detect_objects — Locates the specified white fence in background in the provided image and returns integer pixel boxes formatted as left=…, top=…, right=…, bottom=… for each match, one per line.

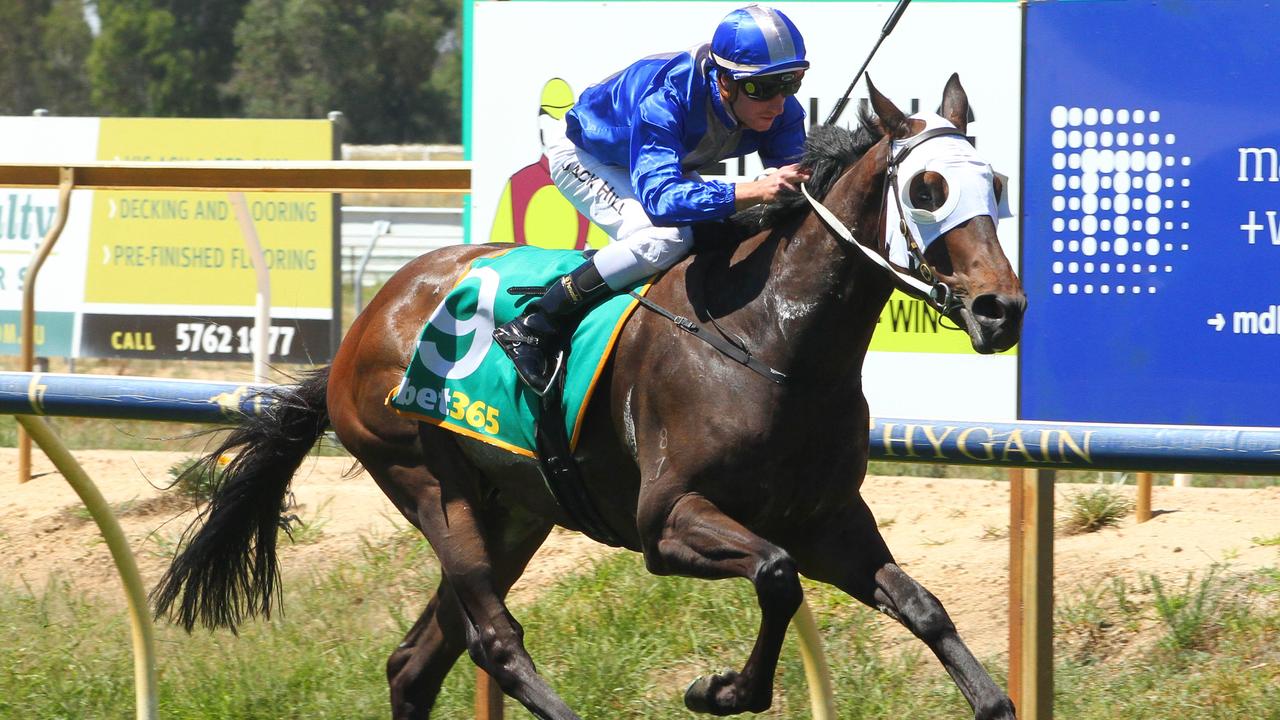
left=340, top=206, right=464, bottom=285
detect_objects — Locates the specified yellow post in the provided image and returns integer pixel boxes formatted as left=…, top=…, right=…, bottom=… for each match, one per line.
left=1135, top=472, right=1152, bottom=523
left=15, top=415, right=158, bottom=720
left=1007, top=468, right=1024, bottom=708
left=793, top=598, right=837, bottom=720
left=474, top=669, right=503, bottom=720
left=18, top=167, right=74, bottom=483
left=1020, top=469, right=1054, bottom=720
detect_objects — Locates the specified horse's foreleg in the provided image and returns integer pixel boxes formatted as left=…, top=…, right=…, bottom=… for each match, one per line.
left=641, top=492, right=802, bottom=715
left=800, top=498, right=1016, bottom=720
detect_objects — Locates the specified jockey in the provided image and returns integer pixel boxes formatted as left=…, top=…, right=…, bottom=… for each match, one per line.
left=494, top=4, right=813, bottom=395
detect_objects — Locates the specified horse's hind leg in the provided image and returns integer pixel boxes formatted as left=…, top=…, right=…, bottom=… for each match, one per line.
left=640, top=492, right=802, bottom=715
left=799, top=498, right=1016, bottom=720
left=387, top=510, right=551, bottom=719
left=387, top=579, right=465, bottom=719
left=385, top=438, right=580, bottom=720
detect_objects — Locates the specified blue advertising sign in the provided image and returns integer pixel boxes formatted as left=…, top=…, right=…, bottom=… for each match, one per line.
left=1020, top=0, right=1280, bottom=427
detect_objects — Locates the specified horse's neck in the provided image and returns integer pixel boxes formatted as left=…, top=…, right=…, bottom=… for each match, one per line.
left=756, top=169, right=891, bottom=380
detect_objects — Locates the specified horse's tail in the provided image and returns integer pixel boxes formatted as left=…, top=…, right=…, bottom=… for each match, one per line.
left=151, top=366, right=331, bottom=633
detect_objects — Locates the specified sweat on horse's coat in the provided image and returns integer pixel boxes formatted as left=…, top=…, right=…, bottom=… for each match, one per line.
left=153, top=75, right=1025, bottom=720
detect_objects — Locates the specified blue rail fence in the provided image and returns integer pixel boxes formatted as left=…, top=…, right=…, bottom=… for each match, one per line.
left=2, top=372, right=1278, bottom=475
left=0, top=372, right=269, bottom=424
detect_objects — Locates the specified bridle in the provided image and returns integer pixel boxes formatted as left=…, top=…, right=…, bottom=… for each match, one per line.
left=803, top=126, right=976, bottom=316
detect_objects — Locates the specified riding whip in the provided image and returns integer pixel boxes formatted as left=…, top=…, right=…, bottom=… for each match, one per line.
left=823, top=0, right=913, bottom=126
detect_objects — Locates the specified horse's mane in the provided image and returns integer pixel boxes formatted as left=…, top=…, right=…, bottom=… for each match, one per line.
left=693, top=107, right=883, bottom=248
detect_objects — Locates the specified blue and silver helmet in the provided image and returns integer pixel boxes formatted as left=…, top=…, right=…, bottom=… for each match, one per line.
left=710, top=5, right=809, bottom=80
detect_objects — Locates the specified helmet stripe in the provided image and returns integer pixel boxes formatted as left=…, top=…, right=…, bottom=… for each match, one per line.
left=743, top=5, right=795, bottom=66
left=709, top=51, right=766, bottom=74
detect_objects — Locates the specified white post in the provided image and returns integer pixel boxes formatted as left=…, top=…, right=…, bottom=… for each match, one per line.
left=1173, top=473, right=1193, bottom=488
left=229, top=192, right=271, bottom=383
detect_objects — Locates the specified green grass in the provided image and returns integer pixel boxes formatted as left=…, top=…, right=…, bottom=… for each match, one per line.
left=0, top=413, right=213, bottom=452
left=1253, top=533, right=1280, bottom=547
left=1061, top=485, right=1135, bottom=534
left=0, top=529, right=441, bottom=720
left=3, top=539, right=1278, bottom=719
left=1054, top=566, right=1280, bottom=720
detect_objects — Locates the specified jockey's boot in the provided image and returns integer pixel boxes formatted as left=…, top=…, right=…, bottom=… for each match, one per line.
left=494, top=258, right=613, bottom=395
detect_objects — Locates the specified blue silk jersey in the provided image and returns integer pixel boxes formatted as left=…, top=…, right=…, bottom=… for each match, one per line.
left=565, top=43, right=806, bottom=226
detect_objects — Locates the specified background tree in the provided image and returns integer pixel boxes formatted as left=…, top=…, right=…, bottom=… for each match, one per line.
left=0, top=1, right=50, bottom=115
left=228, top=0, right=462, bottom=143
left=88, top=0, right=248, bottom=116
left=37, top=0, right=94, bottom=114
left=0, top=0, right=93, bottom=115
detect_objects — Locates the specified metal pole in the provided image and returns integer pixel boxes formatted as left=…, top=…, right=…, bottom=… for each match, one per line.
left=354, top=220, right=390, bottom=315
left=1135, top=472, right=1152, bottom=523
left=1020, top=469, right=1054, bottom=720
left=19, top=167, right=73, bottom=483
left=328, top=111, right=345, bottom=354
left=16, top=414, right=158, bottom=720
left=229, top=192, right=272, bottom=383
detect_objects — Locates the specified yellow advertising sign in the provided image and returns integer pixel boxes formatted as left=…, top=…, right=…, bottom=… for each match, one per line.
left=85, top=119, right=333, bottom=308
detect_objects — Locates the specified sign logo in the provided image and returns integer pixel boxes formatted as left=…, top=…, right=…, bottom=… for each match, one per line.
left=1045, top=105, right=1193, bottom=298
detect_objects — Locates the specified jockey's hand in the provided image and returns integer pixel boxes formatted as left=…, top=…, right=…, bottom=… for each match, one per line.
left=734, top=164, right=812, bottom=209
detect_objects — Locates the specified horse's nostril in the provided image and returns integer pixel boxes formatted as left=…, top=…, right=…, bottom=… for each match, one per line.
left=971, top=293, right=1025, bottom=323
left=971, top=294, right=1005, bottom=322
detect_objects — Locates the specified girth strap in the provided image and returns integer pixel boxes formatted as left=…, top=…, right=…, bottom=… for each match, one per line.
left=534, top=372, right=626, bottom=548
left=628, top=291, right=787, bottom=385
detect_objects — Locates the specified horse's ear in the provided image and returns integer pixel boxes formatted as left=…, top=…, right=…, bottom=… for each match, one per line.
left=866, top=75, right=910, bottom=139
left=939, top=73, right=969, bottom=133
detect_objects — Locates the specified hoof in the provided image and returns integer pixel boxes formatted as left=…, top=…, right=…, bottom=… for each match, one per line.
left=976, top=696, right=1018, bottom=720
left=683, top=670, right=769, bottom=716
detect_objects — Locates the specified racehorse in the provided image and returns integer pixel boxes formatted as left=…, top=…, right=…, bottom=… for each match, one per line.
left=154, top=75, right=1024, bottom=720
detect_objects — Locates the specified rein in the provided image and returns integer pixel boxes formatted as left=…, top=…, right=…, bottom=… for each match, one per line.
left=628, top=291, right=787, bottom=384
left=802, top=127, right=967, bottom=316
left=631, top=128, right=972, bottom=384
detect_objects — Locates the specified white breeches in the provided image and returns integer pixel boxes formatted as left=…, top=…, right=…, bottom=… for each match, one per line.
left=544, top=133, right=695, bottom=290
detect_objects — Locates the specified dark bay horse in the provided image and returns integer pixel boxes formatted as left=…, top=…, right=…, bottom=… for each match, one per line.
left=154, top=75, right=1024, bottom=719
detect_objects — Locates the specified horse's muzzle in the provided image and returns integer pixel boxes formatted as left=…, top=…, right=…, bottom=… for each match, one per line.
left=964, top=292, right=1026, bottom=354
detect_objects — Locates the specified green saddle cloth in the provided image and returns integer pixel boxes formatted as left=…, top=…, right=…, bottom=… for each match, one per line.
left=388, top=245, right=648, bottom=457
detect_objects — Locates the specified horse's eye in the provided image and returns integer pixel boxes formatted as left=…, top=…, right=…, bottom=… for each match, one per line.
left=907, top=171, right=948, bottom=212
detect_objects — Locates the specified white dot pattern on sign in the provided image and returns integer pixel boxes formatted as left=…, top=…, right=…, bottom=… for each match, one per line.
left=1047, top=106, right=1190, bottom=296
